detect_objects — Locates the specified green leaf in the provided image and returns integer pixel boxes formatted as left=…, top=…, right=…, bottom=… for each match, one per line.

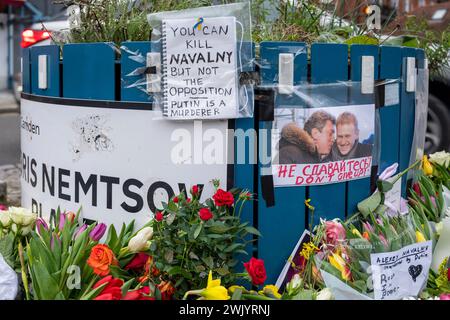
left=193, top=223, right=202, bottom=240
left=121, top=278, right=135, bottom=297
left=344, top=35, right=379, bottom=45
left=377, top=180, right=394, bottom=193
left=0, top=233, right=15, bottom=269
left=224, top=243, right=243, bottom=253
left=244, top=226, right=262, bottom=237
left=80, top=283, right=107, bottom=300
left=167, top=266, right=192, bottom=280
left=357, top=191, right=382, bottom=218
left=201, top=256, right=214, bottom=269
left=32, top=260, right=62, bottom=299
left=106, top=224, right=119, bottom=252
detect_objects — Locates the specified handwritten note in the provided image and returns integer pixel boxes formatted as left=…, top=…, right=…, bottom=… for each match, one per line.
left=370, top=241, right=432, bottom=300
left=162, top=16, right=238, bottom=119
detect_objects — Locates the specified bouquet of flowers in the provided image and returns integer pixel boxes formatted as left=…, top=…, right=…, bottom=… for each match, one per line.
left=312, top=209, right=433, bottom=300
left=148, top=181, right=258, bottom=299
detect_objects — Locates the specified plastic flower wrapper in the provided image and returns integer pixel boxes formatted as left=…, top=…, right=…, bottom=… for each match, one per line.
left=427, top=256, right=450, bottom=296
left=311, top=211, right=433, bottom=300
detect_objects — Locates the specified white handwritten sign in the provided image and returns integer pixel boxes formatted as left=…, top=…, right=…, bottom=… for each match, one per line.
left=370, top=241, right=432, bottom=300
left=162, top=16, right=238, bottom=119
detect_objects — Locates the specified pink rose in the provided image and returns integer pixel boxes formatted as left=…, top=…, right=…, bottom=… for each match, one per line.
left=325, top=221, right=346, bottom=245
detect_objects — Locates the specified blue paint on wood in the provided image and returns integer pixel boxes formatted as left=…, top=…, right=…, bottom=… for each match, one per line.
left=30, top=45, right=60, bottom=97
left=258, top=42, right=307, bottom=284
left=347, top=45, right=380, bottom=216
left=260, top=41, right=308, bottom=86
left=63, top=43, right=116, bottom=100
left=309, top=43, right=348, bottom=225
left=379, top=46, right=402, bottom=173
left=22, top=48, right=31, bottom=94
left=120, top=41, right=152, bottom=103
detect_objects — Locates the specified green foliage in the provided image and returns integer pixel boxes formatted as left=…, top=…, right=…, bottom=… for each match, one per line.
left=149, top=186, right=256, bottom=299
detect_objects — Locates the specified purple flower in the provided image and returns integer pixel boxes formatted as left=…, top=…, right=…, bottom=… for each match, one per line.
left=36, top=218, right=49, bottom=235
left=0, top=204, right=7, bottom=211
left=89, top=223, right=107, bottom=241
left=74, top=224, right=88, bottom=239
left=58, top=213, right=66, bottom=230
left=50, top=234, right=61, bottom=250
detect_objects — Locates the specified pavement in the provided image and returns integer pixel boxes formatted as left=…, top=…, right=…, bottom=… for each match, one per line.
left=0, top=90, right=19, bottom=114
left=0, top=90, right=21, bottom=206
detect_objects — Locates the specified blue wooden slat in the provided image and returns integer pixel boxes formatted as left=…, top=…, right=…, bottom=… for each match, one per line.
left=258, top=41, right=308, bottom=284
left=416, top=49, right=425, bottom=69
left=379, top=46, right=402, bottom=175
left=347, top=45, right=380, bottom=216
left=22, top=48, right=31, bottom=94
left=234, top=42, right=256, bottom=275
left=30, top=45, right=61, bottom=97
left=63, top=43, right=116, bottom=100
left=309, top=43, right=348, bottom=225
left=400, top=47, right=417, bottom=196
left=120, top=41, right=152, bottom=103
left=260, top=41, right=308, bottom=86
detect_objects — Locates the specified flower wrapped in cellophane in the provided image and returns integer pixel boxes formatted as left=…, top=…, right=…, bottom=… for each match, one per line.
left=312, top=209, right=434, bottom=300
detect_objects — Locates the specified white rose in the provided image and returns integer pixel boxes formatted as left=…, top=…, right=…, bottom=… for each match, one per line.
left=128, top=227, right=153, bottom=252
left=429, top=151, right=450, bottom=168
left=0, top=210, right=11, bottom=228
left=8, top=207, right=36, bottom=226
left=316, top=288, right=334, bottom=300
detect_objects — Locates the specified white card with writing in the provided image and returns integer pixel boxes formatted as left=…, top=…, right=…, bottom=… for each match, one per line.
left=370, top=241, right=432, bottom=300
left=162, top=16, right=239, bottom=119
left=384, top=176, right=405, bottom=214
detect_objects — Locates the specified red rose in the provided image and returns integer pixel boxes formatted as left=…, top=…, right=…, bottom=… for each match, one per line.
left=191, top=185, right=199, bottom=196
left=212, top=189, right=234, bottom=207
left=244, top=257, right=267, bottom=286
left=123, top=287, right=155, bottom=300
left=93, top=275, right=123, bottom=300
left=186, top=198, right=191, bottom=203
left=412, top=182, right=422, bottom=197
left=155, top=211, right=164, bottom=222
left=173, top=196, right=179, bottom=203
left=199, top=208, right=213, bottom=221
left=125, top=253, right=150, bottom=271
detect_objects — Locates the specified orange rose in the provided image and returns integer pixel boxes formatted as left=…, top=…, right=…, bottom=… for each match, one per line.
left=87, top=244, right=118, bottom=276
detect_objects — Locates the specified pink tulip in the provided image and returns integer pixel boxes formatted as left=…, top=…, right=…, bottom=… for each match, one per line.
left=379, top=163, right=398, bottom=181
left=89, top=223, right=107, bottom=241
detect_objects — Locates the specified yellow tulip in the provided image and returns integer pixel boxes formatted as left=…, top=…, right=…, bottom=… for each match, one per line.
left=329, top=253, right=351, bottom=281
left=416, top=231, right=426, bottom=243
left=200, top=271, right=230, bottom=300
left=422, top=156, right=433, bottom=176
left=352, top=228, right=363, bottom=238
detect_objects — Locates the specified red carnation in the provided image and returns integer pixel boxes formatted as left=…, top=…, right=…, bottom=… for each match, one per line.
left=212, top=189, right=234, bottom=207
left=155, top=211, right=164, bottom=222
left=244, top=257, right=267, bottom=286
left=199, top=208, right=213, bottom=221
left=173, top=196, right=179, bottom=203
left=191, top=185, right=199, bottom=196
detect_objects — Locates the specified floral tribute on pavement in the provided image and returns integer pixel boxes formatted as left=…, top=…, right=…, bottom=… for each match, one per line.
left=0, top=152, right=449, bottom=300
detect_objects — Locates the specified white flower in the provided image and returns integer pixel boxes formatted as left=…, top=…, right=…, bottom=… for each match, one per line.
left=429, top=151, right=450, bottom=168
left=435, top=222, right=443, bottom=236
left=128, top=227, right=153, bottom=252
left=316, top=288, right=334, bottom=300
left=0, top=210, right=11, bottom=228
left=8, top=207, right=36, bottom=226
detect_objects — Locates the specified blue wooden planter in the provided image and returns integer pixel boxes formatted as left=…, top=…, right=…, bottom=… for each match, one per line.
left=22, top=41, right=425, bottom=284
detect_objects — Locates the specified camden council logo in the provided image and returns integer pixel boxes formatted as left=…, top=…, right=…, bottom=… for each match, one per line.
left=21, top=115, right=41, bottom=139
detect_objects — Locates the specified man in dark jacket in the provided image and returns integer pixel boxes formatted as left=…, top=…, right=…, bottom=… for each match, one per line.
left=277, top=110, right=336, bottom=164
left=331, top=112, right=373, bottom=161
